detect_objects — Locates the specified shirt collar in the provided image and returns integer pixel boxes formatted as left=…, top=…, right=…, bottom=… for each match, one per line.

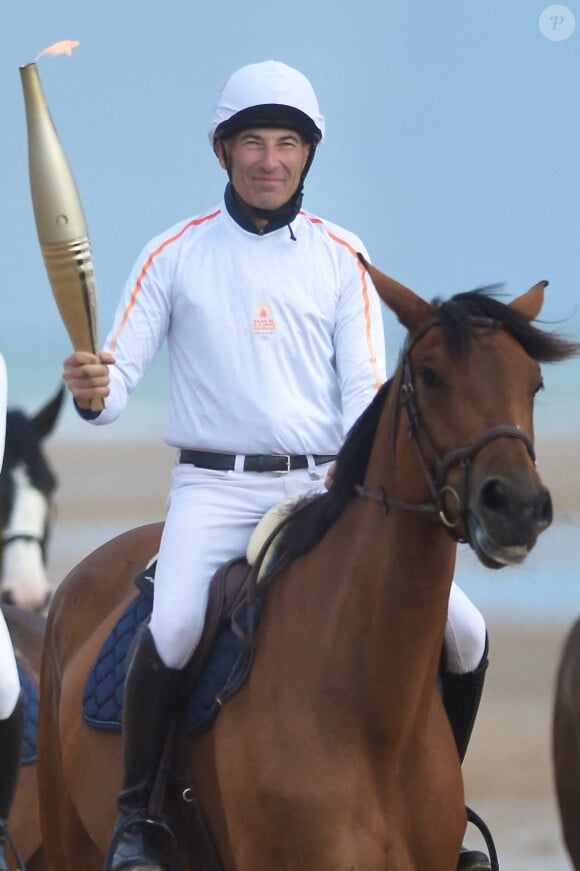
left=224, top=182, right=302, bottom=236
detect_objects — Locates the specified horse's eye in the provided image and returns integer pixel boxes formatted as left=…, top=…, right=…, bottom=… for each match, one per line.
left=417, top=366, right=443, bottom=388
left=533, top=379, right=544, bottom=397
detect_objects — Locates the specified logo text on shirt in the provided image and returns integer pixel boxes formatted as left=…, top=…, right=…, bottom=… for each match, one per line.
left=252, top=302, right=276, bottom=335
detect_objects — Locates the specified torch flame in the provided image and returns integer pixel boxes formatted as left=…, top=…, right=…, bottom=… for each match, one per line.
left=35, top=40, right=80, bottom=61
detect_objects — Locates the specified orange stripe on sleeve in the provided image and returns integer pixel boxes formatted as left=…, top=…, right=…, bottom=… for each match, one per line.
left=110, top=210, right=221, bottom=352
left=303, top=214, right=383, bottom=391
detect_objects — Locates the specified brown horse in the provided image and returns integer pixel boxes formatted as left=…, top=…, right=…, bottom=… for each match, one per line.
left=38, top=262, right=578, bottom=870
left=553, top=617, right=580, bottom=868
left=2, top=603, right=46, bottom=870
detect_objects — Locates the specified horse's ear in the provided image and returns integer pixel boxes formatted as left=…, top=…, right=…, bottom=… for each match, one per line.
left=358, top=255, right=435, bottom=332
left=509, top=280, right=548, bottom=321
left=33, top=384, right=66, bottom=438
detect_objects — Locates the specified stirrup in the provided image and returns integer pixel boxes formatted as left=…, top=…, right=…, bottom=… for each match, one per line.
left=464, top=806, right=498, bottom=870
left=103, top=812, right=180, bottom=871
left=458, top=845, right=492, bottom=870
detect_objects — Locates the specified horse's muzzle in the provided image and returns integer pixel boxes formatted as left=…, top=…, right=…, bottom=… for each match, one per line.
left=467, top=475, right=553, bottom=569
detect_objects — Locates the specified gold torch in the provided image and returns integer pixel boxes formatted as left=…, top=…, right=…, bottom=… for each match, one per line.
left=20, top=57, right=104, bottom=411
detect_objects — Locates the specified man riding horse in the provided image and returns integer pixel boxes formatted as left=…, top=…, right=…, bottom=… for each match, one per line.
left=63, top=60, right=491, bottom=870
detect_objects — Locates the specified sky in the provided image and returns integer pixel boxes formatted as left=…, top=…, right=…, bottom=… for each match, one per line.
left=1, top=0, right=579, bottom=437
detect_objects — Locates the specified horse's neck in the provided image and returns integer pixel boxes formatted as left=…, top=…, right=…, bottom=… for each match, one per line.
left=358, top=400, right=457, bottom=656
left=335, top=503, right=455, bottom=670
left=264, top=497, right=456, bottom=748
left=258, top=400, right=458, bottom=736
left=311, top=404, right=457, bottom=729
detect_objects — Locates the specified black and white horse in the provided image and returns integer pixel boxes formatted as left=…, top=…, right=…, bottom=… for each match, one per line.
left=0, top=386, right=64, bottom=611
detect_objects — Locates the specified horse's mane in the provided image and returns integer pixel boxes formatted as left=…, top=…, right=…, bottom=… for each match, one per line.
left=271, top=380, right=390, bottom=566
left=275, top=287, right=579, bottom=564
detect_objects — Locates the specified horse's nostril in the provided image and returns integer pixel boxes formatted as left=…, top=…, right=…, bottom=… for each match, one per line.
left=480, top=479, right=508, bottom=513
left=480, top=478, right=553, bottom=530
left=540, top=488, right=553, bottom=528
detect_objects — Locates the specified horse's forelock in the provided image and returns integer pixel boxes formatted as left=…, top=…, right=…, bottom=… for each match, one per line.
left=435, top=289, right=580, bottom=363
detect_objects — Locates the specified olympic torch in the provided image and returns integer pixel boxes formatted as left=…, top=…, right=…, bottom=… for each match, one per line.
left=20, top=54, right=104, bottom=411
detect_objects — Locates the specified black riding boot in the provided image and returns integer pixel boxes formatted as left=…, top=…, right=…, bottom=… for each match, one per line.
left=441, top=643, right=492, bottom=871
left=0, top=693, right=24, bottom=871
left=105, top=624, right=183, bottom=871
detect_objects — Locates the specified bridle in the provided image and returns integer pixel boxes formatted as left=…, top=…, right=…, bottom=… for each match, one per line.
left=0, top=530, right=49, bottom=563
left=356, top=316, right=535, bottom=543
left=0, top=467, right=52, bottom=566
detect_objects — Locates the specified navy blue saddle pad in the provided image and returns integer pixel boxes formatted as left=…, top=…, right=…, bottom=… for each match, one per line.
left=17, top=663, right=38, bottom=765
left=82, top=578, right=262, bottom=736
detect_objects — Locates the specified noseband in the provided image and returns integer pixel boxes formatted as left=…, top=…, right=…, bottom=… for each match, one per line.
left=0, top=468, right=52, bottom=566
left=0, top=531, right=49, bottom=563
left=356, top=317, right=535, bottom=543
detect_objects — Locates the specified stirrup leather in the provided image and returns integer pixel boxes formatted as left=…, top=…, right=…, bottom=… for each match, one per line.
left=463, top=806, right=498, bottom=871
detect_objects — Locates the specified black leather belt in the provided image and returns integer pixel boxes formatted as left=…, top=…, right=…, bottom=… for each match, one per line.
left=179, top=450, right=336, bottom=473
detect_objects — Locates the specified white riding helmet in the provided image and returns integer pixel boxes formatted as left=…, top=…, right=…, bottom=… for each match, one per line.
left=209, top=60, right=325, bottom=146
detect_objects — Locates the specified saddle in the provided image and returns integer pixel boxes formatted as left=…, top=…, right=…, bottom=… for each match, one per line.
left=82, top=555, right=264, bottom=734
left=82, top=497, right=299, bottom=734
left=17, top=663, right=38, bottom=765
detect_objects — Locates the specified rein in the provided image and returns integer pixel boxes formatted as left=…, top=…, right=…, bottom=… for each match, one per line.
left=356, top=317, right=535, bottom=544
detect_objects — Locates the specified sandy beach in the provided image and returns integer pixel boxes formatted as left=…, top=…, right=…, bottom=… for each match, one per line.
left=42, top=433, right=580, bottom=870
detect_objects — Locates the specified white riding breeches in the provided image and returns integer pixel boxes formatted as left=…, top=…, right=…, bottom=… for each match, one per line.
left=149, top=461, right=331, bottom=669
left=0, top=610, right=21, bottom=720
left=149, top=460, right=487, bottom=673
left=445, top=582, right=487, bottom=673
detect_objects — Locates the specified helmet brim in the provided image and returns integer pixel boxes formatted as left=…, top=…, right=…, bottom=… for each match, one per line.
left=213, top=103, right=322, bottom=144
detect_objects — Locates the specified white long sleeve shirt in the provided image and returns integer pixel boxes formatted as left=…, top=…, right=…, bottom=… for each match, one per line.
left=91, top=201, right=386, bottom=455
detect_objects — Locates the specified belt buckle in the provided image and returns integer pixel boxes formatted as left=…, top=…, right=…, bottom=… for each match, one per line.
left=273, top=453, right=291, bottom=474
